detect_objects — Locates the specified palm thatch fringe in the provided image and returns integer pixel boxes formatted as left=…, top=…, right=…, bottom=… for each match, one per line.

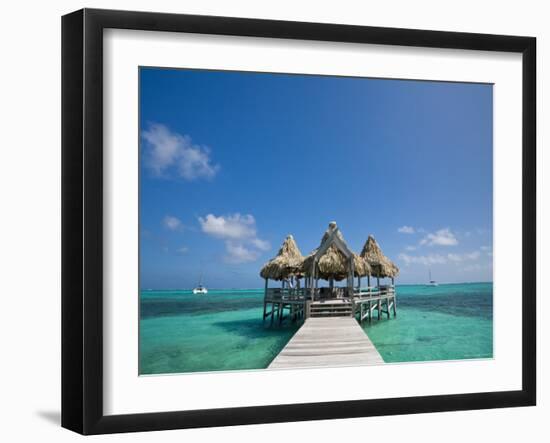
left=360, top=235, right=399, bottom=278
left=260, top=235, right=304, bottom=281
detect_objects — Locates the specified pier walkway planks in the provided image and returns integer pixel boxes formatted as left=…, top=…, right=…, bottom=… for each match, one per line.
left=268, top=317, right=384, bottom=369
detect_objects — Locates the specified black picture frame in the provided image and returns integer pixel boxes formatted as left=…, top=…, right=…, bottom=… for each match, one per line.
left=62, top=8, right=536, bottom=435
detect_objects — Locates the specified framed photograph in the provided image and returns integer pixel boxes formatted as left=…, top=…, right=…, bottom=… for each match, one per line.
left=62, top=8, right=536, bottom=435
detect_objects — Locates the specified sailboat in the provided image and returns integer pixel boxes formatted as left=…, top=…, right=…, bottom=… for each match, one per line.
left=193, top=272, right=208, bottom=295
left=428, top=269, right=438, bottom=287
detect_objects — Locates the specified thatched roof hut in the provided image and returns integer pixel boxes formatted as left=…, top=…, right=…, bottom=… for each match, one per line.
left=260, top=235, right=304, bottom=281
left=300, top=222, right=371, bottom=281
left=301, top=248, right=370, bottom=281
left=360, top=235, right=399, bottom=279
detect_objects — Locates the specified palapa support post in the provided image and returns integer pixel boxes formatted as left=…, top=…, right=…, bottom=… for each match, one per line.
left=311, top=262, right=317, bottom=302
left=263, top=278, right=268, bottom=321
left=369, top=300, right=373, bottom=324
left=348, top=257, right=355, bottom=300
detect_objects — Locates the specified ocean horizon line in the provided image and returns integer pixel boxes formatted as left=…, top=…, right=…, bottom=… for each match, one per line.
left=141, top=281, right=494, bottom=292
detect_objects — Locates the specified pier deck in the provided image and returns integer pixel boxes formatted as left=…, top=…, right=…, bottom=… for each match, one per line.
left=268, top=317, right=384, bottom=369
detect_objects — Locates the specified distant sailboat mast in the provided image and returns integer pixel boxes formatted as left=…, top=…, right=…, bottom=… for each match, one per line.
left=193, top=270, right=208, bottom=294
left=428, top=269, right=438, bottom=286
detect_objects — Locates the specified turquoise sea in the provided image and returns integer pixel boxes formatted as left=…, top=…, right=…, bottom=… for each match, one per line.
left=139, top=283, right=493, bottom=375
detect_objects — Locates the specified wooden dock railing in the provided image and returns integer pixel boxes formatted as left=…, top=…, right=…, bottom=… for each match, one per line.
left=353, top=286, right=397, bottom=323
left=263, top=285, right=397, bottom=324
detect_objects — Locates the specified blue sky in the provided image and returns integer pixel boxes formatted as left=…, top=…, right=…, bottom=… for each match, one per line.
left=139, top=67, right=493, bottom=289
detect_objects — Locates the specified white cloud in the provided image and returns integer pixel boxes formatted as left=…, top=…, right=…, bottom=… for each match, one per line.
left=199, top=213, right=256, bottom=240
left=399, top=250, right=482, bottom=266
left=398, top=226, right=415, bottom=234
left=419, top=228, right=458, bottom=246
left=464, top=251, right=481, bottom=260
left=199, top=213, right=270, bottom=264
left=461, top=262, right=493, bottom=272
left=251, top=238, right=271, bottom=251
left=176, top=246, right=189, bottom=255
left=398, top=253, right=447, bottom=266
left=163, top=215, right=183, bottom=231
left=142, top=123, right=219, bottom=180
left=405, top=245, right=417, bottom=251
left=224, top=242, right=259, bottom=264
left=447, top=253, right=462, bottom=262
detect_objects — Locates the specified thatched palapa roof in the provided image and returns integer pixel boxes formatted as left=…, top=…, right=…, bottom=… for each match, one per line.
left=300, top=222, right=371, bottom=281
left=260, top=235, right=304, bottom=281
left=360, top=235, right=399, bottom=278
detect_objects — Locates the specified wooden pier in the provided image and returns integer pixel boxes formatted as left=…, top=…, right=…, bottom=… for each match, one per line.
left=268, top=317, right=383, bottom=369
